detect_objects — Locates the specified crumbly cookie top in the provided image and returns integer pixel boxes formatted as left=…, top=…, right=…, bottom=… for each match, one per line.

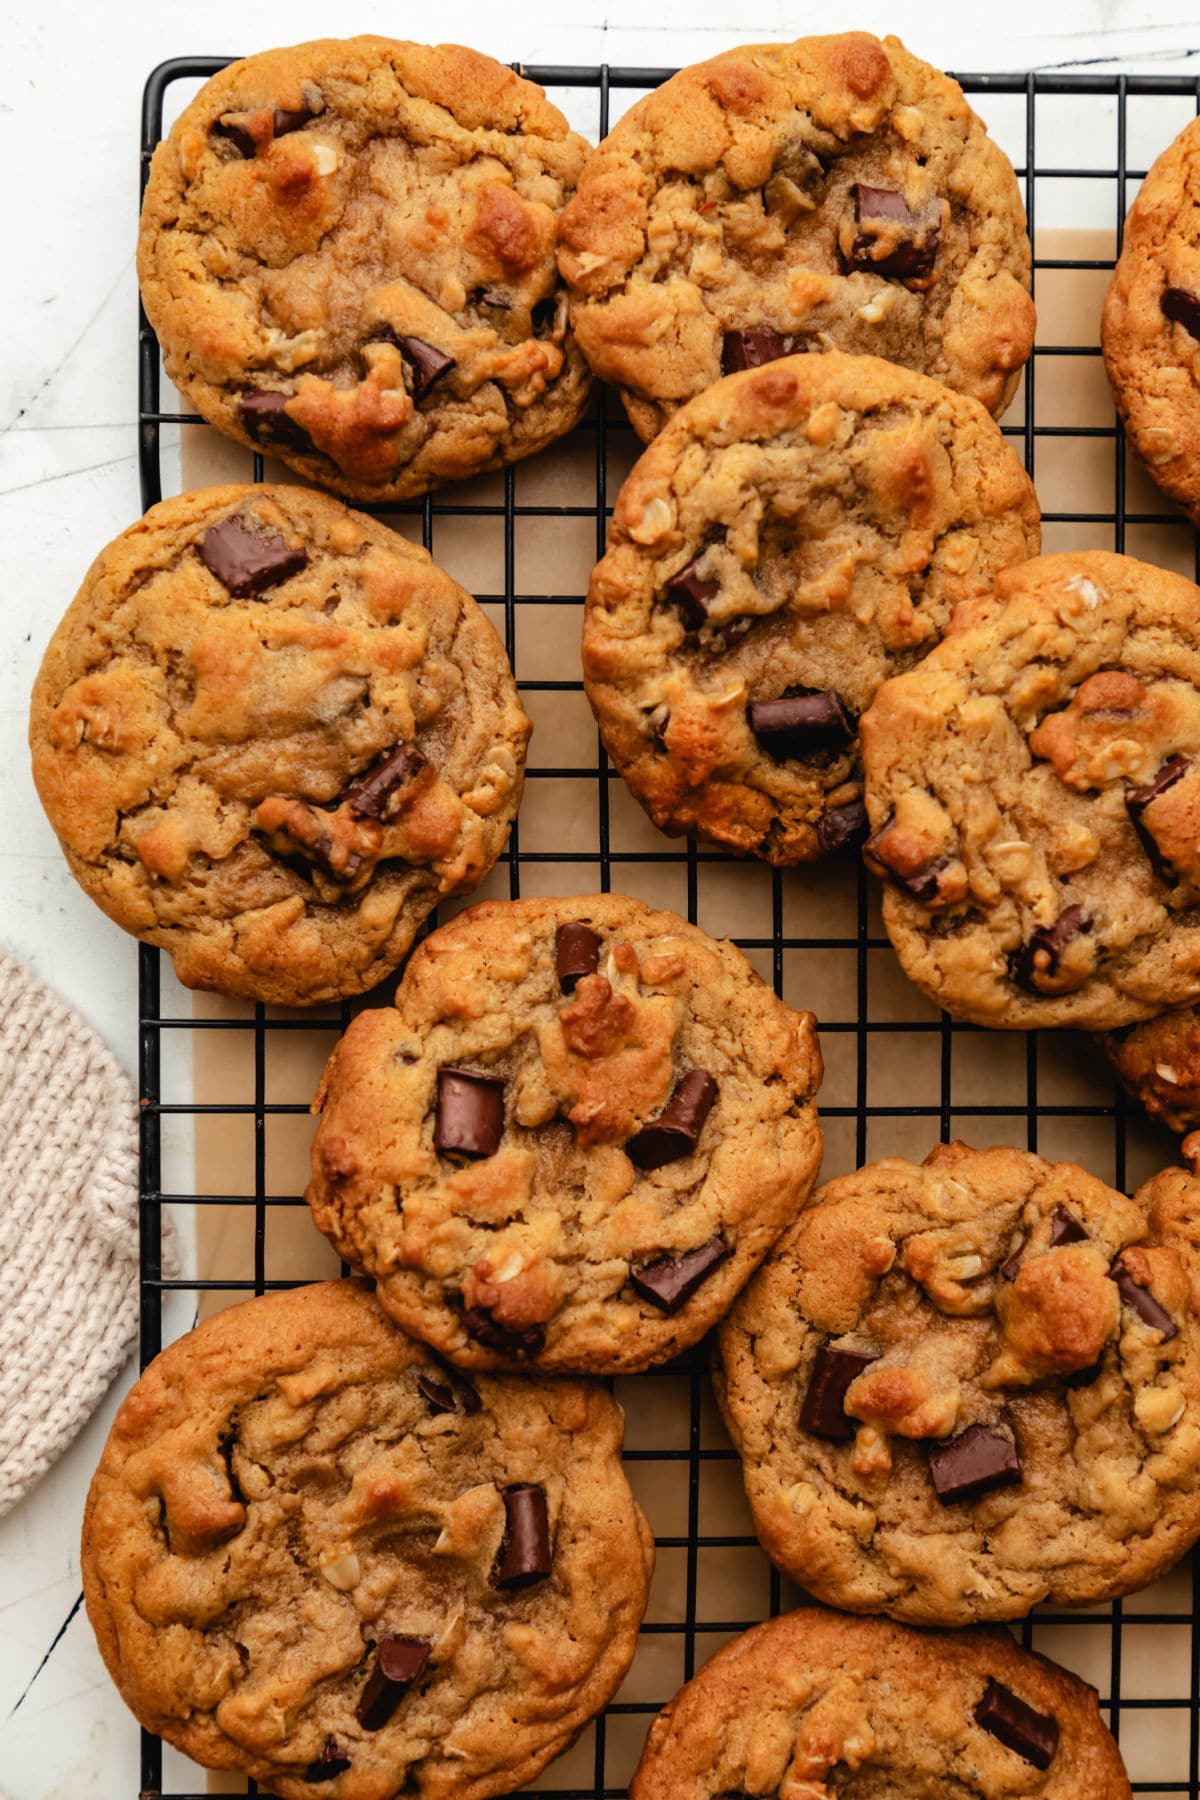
left=860, top=550, right=1200, bottom=1028
left=717, top=1142, right=1200, bottom=1624
left=138, top=37, right=591, bottom=500
left=583, top=352, right=1039, bottom=865
left=82, top=1281, right=652, bottom=1800
left=307, top=894, right=822, bottom=1372
left=629, top=1608, right=1130, bottom=1799
left=29, top=485, right=529, bottom=1006
left=559, top=31, right=1034, bottom=439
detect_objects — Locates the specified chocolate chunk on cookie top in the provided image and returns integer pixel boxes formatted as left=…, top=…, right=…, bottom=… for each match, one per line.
left=583, top=351, right=1039, bottom=865
left=81, top=1281, right=652, bottom=1800
left=558, top=32, right=1034, bottom=441
left=307, top=894, right=823, bottom=1373
left=137, top=37, right=592, bottom=502
left=860, top=551, right=1200, bottom=1029
left=717, top=1142, right=1200, bottom=1625
left=29, top=485, right=529, bottom=1007
left=628, top=1609, right=1130, bottom=1800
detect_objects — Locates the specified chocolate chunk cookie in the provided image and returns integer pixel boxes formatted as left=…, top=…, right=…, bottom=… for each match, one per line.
left=582, top=351, right=1039, bottom=864
left=138, top=37, right=591, bottom=501
left=81, top=1280, right=652, bottom=1799
left=716, top=1143, right=1200, bottom=1625
left=306, top=894, right=823, bottom=1372
left=630, top=1607, right=1130, bottom=1799
left=1104, top=114, right=1200, bottom=523
left=29, top=486, right=529, bottom=1006
left=558, top=31, right=1035, bottom=441
left=1099, top=1010, right=1200, bottom=1135
left=861, top=551, right=1200, bottom=1028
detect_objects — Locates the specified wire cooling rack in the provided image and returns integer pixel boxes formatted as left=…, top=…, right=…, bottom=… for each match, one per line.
left=135, top=55, right=1200, bottom=1799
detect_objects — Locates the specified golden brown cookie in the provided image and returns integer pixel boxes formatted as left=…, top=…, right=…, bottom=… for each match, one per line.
left=29, top=485, right=529, bottom=1006
left=559, top=31, right=1034, bottom=441
left=860, top=551, right=1200, bottom=1029
left=582, top=351, right=1039, bottom=865
left=82, top=1280, right=653, bottom=1800
left=306, top=893, right=823, bottom=1372
left=138, top=38, right=591, bottom=501
left=1100, top=1009, right=1200, bottom=1136
left=629, top=1607, right=1130, bottom=1799
left=716, top=1142, right=1200, bottom=1625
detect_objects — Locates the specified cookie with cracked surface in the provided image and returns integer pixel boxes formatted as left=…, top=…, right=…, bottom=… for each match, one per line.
left=582, top=351, right=1039, bottom=865
left=629, top=1607, right=1130, bottom=1799
left=137, top=37, right=591, bottom=502
left=306, top=893, right=823, bottom=1372
left=558, top=31, right=1034, bottom=442
left=860, top=551, right=1200, bottom=1029
left=1099, top=1011, right=1200, bottom=1136
left=29, top=485, right=529, bottom=1007
left=81, top=1279, right=653, bottom=1800
left=716, top=1142, right=1200, bottom=1626
left=1103, top=114, right=1200, bottom=524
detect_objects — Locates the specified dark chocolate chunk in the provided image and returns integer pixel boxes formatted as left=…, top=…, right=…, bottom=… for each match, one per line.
left=394, top=335, right=456, bottom=401
left=1127, top=756, right=1190, bottom=879
left=975, top=1679, right=1060, bottom=1771
left=463, top=1307, right=546, bottom=1358
left=721, top=327, right=789, bottom=374
left=1049, top=1203, right=1088, bottom=1247
left=213, top=115, right=257, bottom=158
left=665, top=555, right=720, bottom=628
left=927, top=1424, right=1022, bottom=1504
left=848, top=185, right=942, bottom=279
left=749, top=688, right=855, bottom=759
left=625, top=1070, right=718, bottom=1170
left=494, top=1483, right=552, bottom=1589
left=800, top=1345, right=879, bottom=1441
left=1008, top=904, right=1091, bottom=995
left=629, top=1234, right=729, bottom=1313
left=817, top=798, right=869, bottom=856
left=1163, top=286, right=1200, bottom=341
left=434, top=1068, right=505, bottom=1159
left=1110, top=1256, right=1178, bottom=1340
left=355, top=1636, right=430, bottom=1730
left=417, top=1370, right=482, bottom=1417
left=343, top=742, right=428, bottom=819
left=239, top=387, right=315, bottom=453
left=305, top=1739, right=352, bottom=1781
left=273, top=98, right=321, bottom=136
left=999, top=1249, right=1023, bottom=1283
left=555, top=921, right=601, bottom=994
left=198, top=513, right=308, bottom=598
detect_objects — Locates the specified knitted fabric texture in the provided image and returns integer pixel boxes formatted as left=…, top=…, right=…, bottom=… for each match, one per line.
left=0, top=953, right=163, bottom=1516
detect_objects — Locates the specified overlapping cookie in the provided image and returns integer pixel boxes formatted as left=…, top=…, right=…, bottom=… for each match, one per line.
left=29, top=485, right=528, bottom=1006
left=82, top=1280, right=652, bottom=1799
left=717, top=1142, right=1200, bottom=1625
left=1100, top=1011, right=1200, bottom=1136
left=139, top=38, right=591, bottom=500
left=559, top=31, right=1035, bottom=439
left=306, top=894, right=823, bottom=1371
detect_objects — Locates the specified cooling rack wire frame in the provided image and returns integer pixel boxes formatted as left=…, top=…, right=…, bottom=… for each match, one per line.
left=135, top=56, right=1200, bottom=1798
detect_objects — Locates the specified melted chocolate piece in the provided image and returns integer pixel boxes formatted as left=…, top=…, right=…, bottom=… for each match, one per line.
left=273, top=98, right=321, bottom=136
left=356, top=1636, right=430, bottom=1730
left=800, top=1345, right=879, bottom=1441
left=306, top=1739, right=352, bottom=1781
left=975, top=1679, right=1060, bottom=1771
left=848, top=185, right=942, bottom=279
left=494, top=1484, right=552, bottom=1589
left=1163, top=286, right=1200, bottom=341
left=721, top=327, right=790, bottom=374
left=1049, top=1203, right=1088, bottom=1247
left=626, top=1070, right=718, bottom=1170
left=817, top=797, right=869, bottom=856
left=1110, top=1257, right=1178, bottom=1340
left=1127, top=756, right=1190, bottom=879
left=417, top=1370, right=482, bottom=1416
left=434, top=1068, right=505, bottom=1159
left=198, top=513, right=308, bottom=597
left=665, top=555, right=720, bottom=628
left=239, top=387, right=315, bottom=453
left=555, top=921, right=601, bottom=993
left=927, top=1424, right=1021, bottom=1504
left=397, top=336, right=456, bottom=401
left=749, top=688, right=855, bottom=759
left=213, top=115, right=257, bottom=158
left=1008, top=904, right=1091, bottom=995
left=999, top=1249, right=1023, bottom=1282
left=463, top=1307, right=546, bottom=1358
left=343, top=742, right=428, bottom=819
left=630, top=1235, right=729, bottom=1313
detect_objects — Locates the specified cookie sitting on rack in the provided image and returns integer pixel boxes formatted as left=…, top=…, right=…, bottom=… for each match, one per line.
left=138, top=37, right=591, bottom=501
left=1099, top=1011, right=1200, bottom=1136
left=716, top=1141, right=1200, bottom=1626
left=29, top=485, right=529, bottom=1007
left=305, top=893, right=823, bottom=1373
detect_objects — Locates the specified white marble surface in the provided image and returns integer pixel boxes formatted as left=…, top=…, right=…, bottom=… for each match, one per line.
left=2, top=3, right=1199, bottom=1795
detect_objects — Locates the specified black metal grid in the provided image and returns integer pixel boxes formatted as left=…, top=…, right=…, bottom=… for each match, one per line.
left=134, top=56, right=1200, bottom=1799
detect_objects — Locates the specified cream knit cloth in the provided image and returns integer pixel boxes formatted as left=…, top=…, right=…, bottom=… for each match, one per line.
left=0, top=952, right=164, bottom=1516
